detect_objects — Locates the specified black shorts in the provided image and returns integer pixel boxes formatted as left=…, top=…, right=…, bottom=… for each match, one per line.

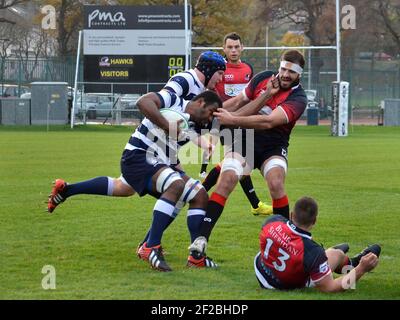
left=230, top=132, right=288, bottom=170
left=254, top=145, right=288, bottom=170
left=253, top=132, right=288, bottom=170
left=219, top=129, right=288, bottom=171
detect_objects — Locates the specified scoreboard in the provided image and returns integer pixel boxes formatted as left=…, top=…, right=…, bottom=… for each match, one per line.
left=83, top=5, right=189, bottom=86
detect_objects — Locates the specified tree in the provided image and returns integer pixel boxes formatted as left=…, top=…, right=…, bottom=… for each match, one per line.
left=190, top=0, right=251, bottom=46
left=14, top=26, right=51, bottom=81
left=281, top=31, right=306, bottom=47
left=258, top=0, right=337, bottom=84
left=0, top=22, right=15, bottom=89
left=119, top=0, right=260, bottom=48
left=337, top=0, right=400, bottom=60
left=0, top=0, right=29, bottom=24
left=374, top=0, right=400, bottom=52
left=35, top=0, right=87, bottom=57
left=0, top=22, right=14, bottom=57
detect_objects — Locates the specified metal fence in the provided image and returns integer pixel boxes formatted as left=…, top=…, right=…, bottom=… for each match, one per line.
left=0, top=57, right=77, bottom=90
left=1, top=54, right=399, bottom=124
left=192, top=50, right=400, bottom=110
left=72, top=82, right=164, bottom=126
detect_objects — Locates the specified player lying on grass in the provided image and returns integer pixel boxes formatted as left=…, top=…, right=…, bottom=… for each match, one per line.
left=47, top=90, right=222, bottom=271
left=254, top=196, right=381, bottom=292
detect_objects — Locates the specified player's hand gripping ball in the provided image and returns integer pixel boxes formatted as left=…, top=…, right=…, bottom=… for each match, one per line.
left=159, top=109, right=190, bottom=141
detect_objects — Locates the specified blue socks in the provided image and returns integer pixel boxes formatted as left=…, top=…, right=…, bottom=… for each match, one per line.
left=146, top=198, right=177, bottom=247
left=187, top=208, right=206, bottom=242
left=64, top=176, right=114, bottom=198
left=143, top=207, right=206, bottom=245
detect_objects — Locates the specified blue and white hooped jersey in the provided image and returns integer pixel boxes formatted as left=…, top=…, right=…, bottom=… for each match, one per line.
left=163, top=69, right=205, bottom=101
left=124, top=90, right=194, bottom=166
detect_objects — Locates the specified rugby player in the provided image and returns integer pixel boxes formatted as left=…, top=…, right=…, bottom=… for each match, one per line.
left=190, top=50, right=308, bottom=264
left=47, top=90, right=222, bottom=271
left=255, top=196, right=381, bottom=292
left=136, top=50, right=226, bottom=251
left=201, top=32, right=273, bottom=216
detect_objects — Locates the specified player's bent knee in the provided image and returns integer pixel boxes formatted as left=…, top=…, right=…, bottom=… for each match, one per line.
left=114, top=177, right=135, bottom=196
left=268, top=178, right=285, bottom=194
left=263, top=158, right=287, bottom=179
left=325, top=248, right=346, bottom=270
left=189, top=188, right=208, bottom=207
left=221, top=157, right=244, bottom=179
left=179, top=178, right=205, bottom=205
left=218, top=171, right=239, bottom=191
left=155, top=167, right=182, bottom=194
left=326, top=248, right=346, bottom=259
left=167, top=179, right=185, bottom=196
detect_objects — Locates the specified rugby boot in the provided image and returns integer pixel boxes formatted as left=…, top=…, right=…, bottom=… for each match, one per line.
left=199, top=171, right=208, bottom=179
left=136, top=241, right=166, bottom=257
left=350, top=244, right=381, bottom=267
left=188, top=236, right=207, bottom=255
left=137, top=242, right=172, bottom=272
left=47, top=179, right=67, bottom=213
left=187, top=252, right=218, bottom=268
left=251, top=201, right=273, bottom=216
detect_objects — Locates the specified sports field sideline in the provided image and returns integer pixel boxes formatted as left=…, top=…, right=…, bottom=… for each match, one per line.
left=0, top=125, right=399, bottom=299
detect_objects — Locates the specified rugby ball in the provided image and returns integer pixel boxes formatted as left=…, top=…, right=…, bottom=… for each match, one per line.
left=160, top=108, right=189, bottom=130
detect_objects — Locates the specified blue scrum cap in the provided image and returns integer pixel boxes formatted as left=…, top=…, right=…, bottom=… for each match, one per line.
left=195, top=51, right=226, bottom=86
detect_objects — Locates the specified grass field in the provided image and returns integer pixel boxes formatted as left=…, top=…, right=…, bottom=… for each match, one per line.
left=0, top=125, right=399, bottom=300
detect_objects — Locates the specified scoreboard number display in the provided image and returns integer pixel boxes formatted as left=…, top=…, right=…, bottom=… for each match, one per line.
left=168, top=57, right=184, bottom=78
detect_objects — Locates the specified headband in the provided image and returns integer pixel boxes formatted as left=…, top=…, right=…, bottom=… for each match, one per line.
left=280, top=61, right=303, bottom=75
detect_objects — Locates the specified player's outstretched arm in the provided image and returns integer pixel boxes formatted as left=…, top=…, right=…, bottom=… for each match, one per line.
left=222, top=93, right=248, bottom=112
left=214, top=106, right=287, bottom=130
left=232, top=91, right=273, bottom=117
left=232, top=75, right=280, bottom=117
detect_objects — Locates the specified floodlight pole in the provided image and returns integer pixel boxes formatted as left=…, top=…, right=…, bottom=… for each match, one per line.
left=71, top=30, right=82, bottom=129
left=265, top=25, right=269, bottom=69
left=336, top=0, right=341, bottom=82
left=184, top=0, right=189, bottom=70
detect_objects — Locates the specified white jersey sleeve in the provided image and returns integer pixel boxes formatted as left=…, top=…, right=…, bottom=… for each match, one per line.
left=163, top=70, right=204, bottom=101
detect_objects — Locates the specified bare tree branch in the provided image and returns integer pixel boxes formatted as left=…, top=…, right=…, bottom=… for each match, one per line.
left=0, top=0, right=28, bottom=10
left=376, top=0, right=400, bottom=50
left=0, top=17, right=15, bottom=24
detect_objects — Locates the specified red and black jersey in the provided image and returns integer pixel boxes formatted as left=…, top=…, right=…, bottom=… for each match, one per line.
left=255, top=214, right=331, bottom=290
left=215, top=61, right=253, bottom=101
left=244, top=70, right=307, bottom=148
